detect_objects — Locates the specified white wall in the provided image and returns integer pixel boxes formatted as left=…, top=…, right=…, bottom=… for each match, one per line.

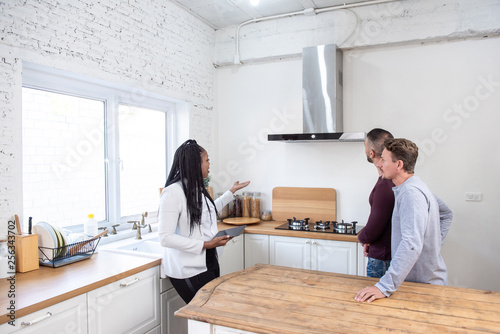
left=0, top=1, right=216, bottom=233
left=215, top=37, right=500, bottom=292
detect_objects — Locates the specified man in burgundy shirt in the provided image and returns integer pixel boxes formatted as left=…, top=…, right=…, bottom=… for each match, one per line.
left=358, top=128, right=395, bottom=277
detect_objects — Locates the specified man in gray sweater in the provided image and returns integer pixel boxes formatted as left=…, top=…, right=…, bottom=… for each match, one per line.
left=355, top=138, right=453, bottom=303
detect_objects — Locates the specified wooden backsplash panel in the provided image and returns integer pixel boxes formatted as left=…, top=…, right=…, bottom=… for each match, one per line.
left=272, top=187, right=336, bottom=222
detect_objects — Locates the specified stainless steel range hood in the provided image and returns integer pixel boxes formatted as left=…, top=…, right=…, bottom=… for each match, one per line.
left=268, top=44, right=365, bottom=142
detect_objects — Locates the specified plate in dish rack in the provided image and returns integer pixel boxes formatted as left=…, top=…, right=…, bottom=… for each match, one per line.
left=34, top=222, right=57, bottom=261
left=222, top=217, right=260, bottom=225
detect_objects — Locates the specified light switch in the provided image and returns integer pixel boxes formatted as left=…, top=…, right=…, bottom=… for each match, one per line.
left=465, top=192, right=482, bottom=201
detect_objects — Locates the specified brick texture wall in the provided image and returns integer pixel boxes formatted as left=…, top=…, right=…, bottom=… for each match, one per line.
left=0, top=0, right=215, bottom=232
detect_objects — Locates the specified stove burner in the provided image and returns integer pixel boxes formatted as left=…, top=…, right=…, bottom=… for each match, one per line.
left=333, top=221, right=358, bottom=234
left=275, top=219, right=360, bottom=235
left=287, top=217, right=310, bottom=231
left=314, top=220, right=330, bottom=231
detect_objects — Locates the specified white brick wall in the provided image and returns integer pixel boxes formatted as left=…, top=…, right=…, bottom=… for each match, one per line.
left=0, top=56, right=22, bottom=236
left=0, top=0, right=215, bottom=232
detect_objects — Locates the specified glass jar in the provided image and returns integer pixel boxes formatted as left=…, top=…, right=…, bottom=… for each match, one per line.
left=233, top=195, right=242, bottom=217
left=242, top=192, right=251, bottom=217
left=251, top=192, right=261, bottom=218
left=261, top=210, right=272, bottom=221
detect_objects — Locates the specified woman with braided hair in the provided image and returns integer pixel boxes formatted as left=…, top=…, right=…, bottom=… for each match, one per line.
left=158, top=139, right=250, bottom=303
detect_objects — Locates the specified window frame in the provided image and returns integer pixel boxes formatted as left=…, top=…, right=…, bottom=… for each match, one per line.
left=22, top=62, right=181, bottom=231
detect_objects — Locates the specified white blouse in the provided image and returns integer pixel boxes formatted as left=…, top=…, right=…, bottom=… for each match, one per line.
left=158, top=182, right=233, bottom=279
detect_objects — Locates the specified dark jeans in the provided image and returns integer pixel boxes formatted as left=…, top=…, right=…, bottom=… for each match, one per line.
left=168, top=248, right=220, bottom=304
left=367, top=257, right=391, bottom=278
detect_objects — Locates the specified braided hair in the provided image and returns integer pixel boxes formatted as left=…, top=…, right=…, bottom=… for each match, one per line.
left=165, top=139, right=217, bottom=234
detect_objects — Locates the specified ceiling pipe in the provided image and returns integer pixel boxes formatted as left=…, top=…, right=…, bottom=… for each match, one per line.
left=233, top=0, right=401, bottom=65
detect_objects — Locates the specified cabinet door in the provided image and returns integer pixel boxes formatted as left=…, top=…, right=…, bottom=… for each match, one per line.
left=357, top=243, right=367, bottom=276
left=161, top=288, right=187, bottom=334
left=0, top=294, right=87, bottom=334
left=270, top=236, right=310, bottom=270
left=244, top=234, right=269, bottom=268
left=87, top=266, right=160, bottom=334
left=311, top=240, right=357, bottom=275
left=219, top=234, right=244, bottom=276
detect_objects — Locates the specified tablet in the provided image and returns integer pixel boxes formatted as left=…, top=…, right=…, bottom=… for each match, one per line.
left=214, top=225, right=246, bottom=238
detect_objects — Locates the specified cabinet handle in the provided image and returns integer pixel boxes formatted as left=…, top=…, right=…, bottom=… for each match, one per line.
left=120, top=278, right=140, bottom=287
left=306, top=240, right=311, bottom=244
left=312, top=241, right=317, bottom=245
left=21, top=312, right=52, bottom=326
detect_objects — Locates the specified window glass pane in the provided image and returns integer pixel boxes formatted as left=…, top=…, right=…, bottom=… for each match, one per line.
left=119, top=105, right=166, bottom=217
left=22, top=88, right=106, bottom=227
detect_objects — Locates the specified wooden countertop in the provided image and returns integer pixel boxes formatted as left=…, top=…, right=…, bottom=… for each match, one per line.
left=218, top=221, right=360, bottom=242
left=176, top=264, right=500, bottom=333
left=0, top=251, right=161, bottom=325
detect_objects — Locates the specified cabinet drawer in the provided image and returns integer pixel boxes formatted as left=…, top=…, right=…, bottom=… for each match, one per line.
left=87, top=266, right=160, bottom=334
left=0, top=294, right=87, bottom=334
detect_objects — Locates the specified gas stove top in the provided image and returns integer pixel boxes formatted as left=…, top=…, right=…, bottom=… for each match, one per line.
left=275, top=218, right=362, bottom=235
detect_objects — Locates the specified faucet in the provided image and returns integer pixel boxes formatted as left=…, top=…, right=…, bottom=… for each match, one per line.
left=111, top=224, right=120, bottom=235
left=140, top=212, right=148, bottom=227
left=128, top=220, right=138, bottom=230
left=98, top=227, right=109, bottom=237
left=135, top=224, right=142, bottom=240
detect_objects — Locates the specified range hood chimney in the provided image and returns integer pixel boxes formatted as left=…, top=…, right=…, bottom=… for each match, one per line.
left=268, top=44, right=365, bottom=142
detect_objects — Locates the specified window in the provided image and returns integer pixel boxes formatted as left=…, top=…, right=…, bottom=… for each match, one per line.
left=119, top=105, right=166, bottom=216
left=22, top=63, right=182, bottom=229
left=22, top=88, right=106, bottom=226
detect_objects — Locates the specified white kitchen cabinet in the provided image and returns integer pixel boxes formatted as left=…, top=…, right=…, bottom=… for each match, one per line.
left=0, top=294, right=87, bottom=334
left=244, top=234, right=269, bottom=268
left=218, top=234, right=244, bottom=276
left=357, top=243, right=368, bottom=277
left=311, top=239, right=357, bottom=275
left=187, top=321, right=257, bottom=334
left=270, top=236, right=357, bottom=275
left=161, top=286, right=187, bottom=334
left=270, top=235, right=310, bottom=269
left=87, top=266, right=160, bottom=334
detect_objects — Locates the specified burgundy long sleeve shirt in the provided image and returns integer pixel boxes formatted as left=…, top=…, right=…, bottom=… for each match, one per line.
left=357, top=176, right=395, bottom=261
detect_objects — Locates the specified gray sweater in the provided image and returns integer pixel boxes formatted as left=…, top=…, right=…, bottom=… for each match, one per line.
left=375, top=176, right=453, bottom=297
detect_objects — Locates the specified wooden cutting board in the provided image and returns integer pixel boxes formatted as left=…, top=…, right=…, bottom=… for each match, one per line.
left=272, top=187, right=336, bottom=222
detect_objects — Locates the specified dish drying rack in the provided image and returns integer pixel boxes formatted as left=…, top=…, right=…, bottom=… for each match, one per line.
left=38, top=237, right=101, bottom=268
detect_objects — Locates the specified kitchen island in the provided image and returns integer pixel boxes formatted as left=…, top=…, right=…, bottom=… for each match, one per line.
left=176, top=264, right=500, bottom=333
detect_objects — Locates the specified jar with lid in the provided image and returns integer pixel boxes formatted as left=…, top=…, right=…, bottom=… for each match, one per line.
left=233, top=195, right=242, bottom=217
left=242, top=192, right=251, bottom=217
left=261, top=210, right=272, bottom=221
left=251, top=192, right=261, bottom=218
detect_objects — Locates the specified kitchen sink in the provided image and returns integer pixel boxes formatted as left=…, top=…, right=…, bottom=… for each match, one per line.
left=100, top=234, right=163, bottom=259
left=117, top=239, right=162, bottom=254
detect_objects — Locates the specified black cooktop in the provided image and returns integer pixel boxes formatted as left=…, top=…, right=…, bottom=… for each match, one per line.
left=275, top=218, right=362, bottom=235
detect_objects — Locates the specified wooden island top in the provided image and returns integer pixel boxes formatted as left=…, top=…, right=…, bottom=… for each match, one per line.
left=0, top=251, right=161, bottom=325
left=176, top=264, right=500, bottom=333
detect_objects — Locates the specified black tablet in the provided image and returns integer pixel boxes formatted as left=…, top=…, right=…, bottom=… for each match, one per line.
left=214, top=225, right=246, bottom=238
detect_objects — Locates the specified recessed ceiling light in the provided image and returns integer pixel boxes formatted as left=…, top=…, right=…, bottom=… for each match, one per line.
left=250, top=0, right=259, bottom=6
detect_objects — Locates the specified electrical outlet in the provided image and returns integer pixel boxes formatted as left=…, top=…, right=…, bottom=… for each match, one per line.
left=465, top=192, right=482, bottom=201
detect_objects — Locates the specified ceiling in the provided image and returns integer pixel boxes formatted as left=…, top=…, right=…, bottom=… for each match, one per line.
left=172, top=0, right=378, bottom=30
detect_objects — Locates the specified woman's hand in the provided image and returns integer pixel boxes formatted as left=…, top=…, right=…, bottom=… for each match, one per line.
left=230, top=180, right=250, bottom=194
left=204, top=236, right=232, bottom=249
